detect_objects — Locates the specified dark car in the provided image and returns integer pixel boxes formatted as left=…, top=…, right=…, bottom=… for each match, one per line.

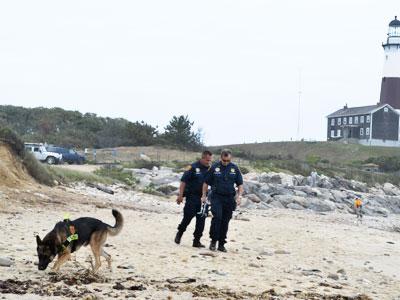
left=46, top=146, right=85, bottom=164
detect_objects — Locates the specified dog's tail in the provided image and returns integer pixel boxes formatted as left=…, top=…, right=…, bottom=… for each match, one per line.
left=107, top=209, right=124, bottom=236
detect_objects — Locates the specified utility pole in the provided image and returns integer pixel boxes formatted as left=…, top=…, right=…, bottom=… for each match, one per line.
left=297, top=68, right=302, bottom=140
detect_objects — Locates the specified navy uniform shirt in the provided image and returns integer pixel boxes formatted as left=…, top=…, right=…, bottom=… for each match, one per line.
left=205, top=162, right=243, bottom=196
left=181, top=161, right=210, bottom=196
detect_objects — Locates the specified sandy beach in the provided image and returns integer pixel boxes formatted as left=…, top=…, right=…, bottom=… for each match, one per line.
left=1, top=182, right=399, bottom=300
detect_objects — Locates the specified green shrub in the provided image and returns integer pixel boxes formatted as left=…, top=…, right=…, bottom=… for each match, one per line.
left=23, top=152, right=55, bottom=186
left=0, top=127, right=25, bottom=157
left=143, top=183, right=160, bottom=195
left=94, top=165, right=138, bottom=187
left=239, top=165, right=250, bottom=175
left=48, top=166, right=113, bottom=185
left=306, top=155, right=321, bottom=165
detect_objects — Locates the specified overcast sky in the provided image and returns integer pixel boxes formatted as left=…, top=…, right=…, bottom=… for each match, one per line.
left=0, top=1, right=398, bottom=145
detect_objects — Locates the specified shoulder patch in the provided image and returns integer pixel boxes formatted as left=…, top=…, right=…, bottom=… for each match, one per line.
left=185, top=165, right=192, bottom=171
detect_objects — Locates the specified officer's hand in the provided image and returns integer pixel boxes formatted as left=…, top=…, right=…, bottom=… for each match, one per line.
left=236, top=195, right=241, bottom=207
left=176, top=196, right=184, bottom=205
left=201, top=196, right=207, bottom=203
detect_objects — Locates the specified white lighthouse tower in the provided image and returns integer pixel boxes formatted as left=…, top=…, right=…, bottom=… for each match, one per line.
left=380, top=16, right=400, bottom=109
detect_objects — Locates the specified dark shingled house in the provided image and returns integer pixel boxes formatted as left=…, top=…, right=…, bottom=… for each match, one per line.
left=326, top=104, right=400, bottom=147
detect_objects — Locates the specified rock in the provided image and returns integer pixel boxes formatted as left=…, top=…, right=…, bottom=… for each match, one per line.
left=287, top=203, right=305, bottom=210
left=166, top=277, right=196, bottom=284
left=259, top=251, right=274, bottom=256
left=113, top=282, right=125, bottom=290
left=293, top=175, right=306, bottom=186
left=308, top=199, right=336, bottom=212
left=274, top=250, right=290, bottom=255
left=293, top=190, right=307, bottom=197
left=199, top=252, right=217, bottom=257
left=139, top=154, right=151, bottom=161
left=249, top=263, right=261, bottom=268
left=117, top=264, right=135, bottom=270
left=259, top=173, right=282, bottom=184
left=328, top=273, right=339, bottom=280
left=243, top=181, right=262, bottom=195
left=156, top=184, right=178, bottom=195
left=383, top=182, right=400, bottom=196
left=0, top=257, right=13, bottom=267
left=246, top=193, right=262, bottom=203
left=269, top=200, right=285, bottom=208
left=210, top=270, right=227, bottom=276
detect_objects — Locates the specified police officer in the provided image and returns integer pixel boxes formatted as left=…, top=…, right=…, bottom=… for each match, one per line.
left=175, top=150, right=213, bottom=247
left=202, top=149, right=243, bottom=252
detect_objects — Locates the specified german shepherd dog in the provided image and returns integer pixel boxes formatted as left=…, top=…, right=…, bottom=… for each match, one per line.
left=36, top=209, right=123, bottom=272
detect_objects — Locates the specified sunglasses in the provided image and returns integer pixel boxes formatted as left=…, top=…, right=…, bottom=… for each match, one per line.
left=221, top=159, right=231, bottom=163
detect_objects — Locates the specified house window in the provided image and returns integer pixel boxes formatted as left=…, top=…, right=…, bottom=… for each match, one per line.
left=384, top=107, right=389, bottom=112
left=360, top=116, right=365, bottom=123
left=354, top=116, right=359, bottom=124
left=337, top=129, right=341, bottom=137
left=366, top=127, right=370, bottom=135
left=343, top=117, right=347, bottom=125
left=337, top=118, right=342, bottom=125
left=360, top=128, right=364, bottom=135
left=330, top=130, right=335, bottom=138
left=366, top=115, right=371, bottom=123
left=331, top=118, right=335, bottom=126
left=349, top=117, right=353, bottom=125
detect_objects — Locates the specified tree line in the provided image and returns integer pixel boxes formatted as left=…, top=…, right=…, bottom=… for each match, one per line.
left=0, top=105, right=203, bottom=150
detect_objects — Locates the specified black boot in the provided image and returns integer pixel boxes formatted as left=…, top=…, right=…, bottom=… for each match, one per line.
left=193, top=239, right=205, bottom=248
left=217, top=242, right=227, bottom=252
left=209, top=240, right=217, bottom=251
left=175, top=231, right=183, bottom=244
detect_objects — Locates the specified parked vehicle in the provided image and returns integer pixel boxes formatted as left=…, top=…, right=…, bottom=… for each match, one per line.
left=24, top=143, right=62, bottom=165
left=46, top=146, right=85, bottom=164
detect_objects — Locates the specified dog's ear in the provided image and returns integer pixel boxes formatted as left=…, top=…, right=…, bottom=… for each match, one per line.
left=36, top=235, right=42, bottom=245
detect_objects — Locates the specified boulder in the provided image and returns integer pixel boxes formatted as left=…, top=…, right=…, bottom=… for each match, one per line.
left=287, top=203, right=305, bottom=210
left=259, top=172, right=282, bottom=184
left=269, top=200, right=285, bottom=208
left=293, top=175, right=307, bottom=186
left=243, top=181, right=262, bottom=195
left=308, top=199, right=336, bottom=212
left=0, top=257, right=13, bottom=267
left=383, top=183, right=400, bottom=196
left=246, top=193, right=262, bottom=203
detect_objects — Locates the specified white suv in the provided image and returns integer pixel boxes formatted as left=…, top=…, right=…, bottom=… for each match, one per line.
left=24, top=143, right=62, bottom=165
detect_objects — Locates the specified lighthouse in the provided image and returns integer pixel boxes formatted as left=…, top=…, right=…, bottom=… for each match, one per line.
left=380, top=16, right=400, bottom=109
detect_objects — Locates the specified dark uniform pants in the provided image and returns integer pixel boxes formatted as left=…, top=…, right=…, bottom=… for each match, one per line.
left=177, top=195, right=205, bottom=240
left=209, top=193, right=235, bottom=244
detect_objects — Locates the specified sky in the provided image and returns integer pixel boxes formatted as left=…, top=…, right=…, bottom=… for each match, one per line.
left=0, top=1, right=398, bottom=145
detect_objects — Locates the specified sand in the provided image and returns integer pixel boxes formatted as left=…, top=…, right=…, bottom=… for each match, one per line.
left=0, top=183, right=399, bottom=299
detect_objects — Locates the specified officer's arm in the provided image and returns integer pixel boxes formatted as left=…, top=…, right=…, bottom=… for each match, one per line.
left=237, top=184, right=244, bottom=197
left=201, top=183, right=208, bottom=199
left=178, top=166, right=192, bottom=203
left=235, top=167, right=244, bottom=199
left=202, top=167, right=213, bottom=199
left=178, top=182, right=186, bottom=198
